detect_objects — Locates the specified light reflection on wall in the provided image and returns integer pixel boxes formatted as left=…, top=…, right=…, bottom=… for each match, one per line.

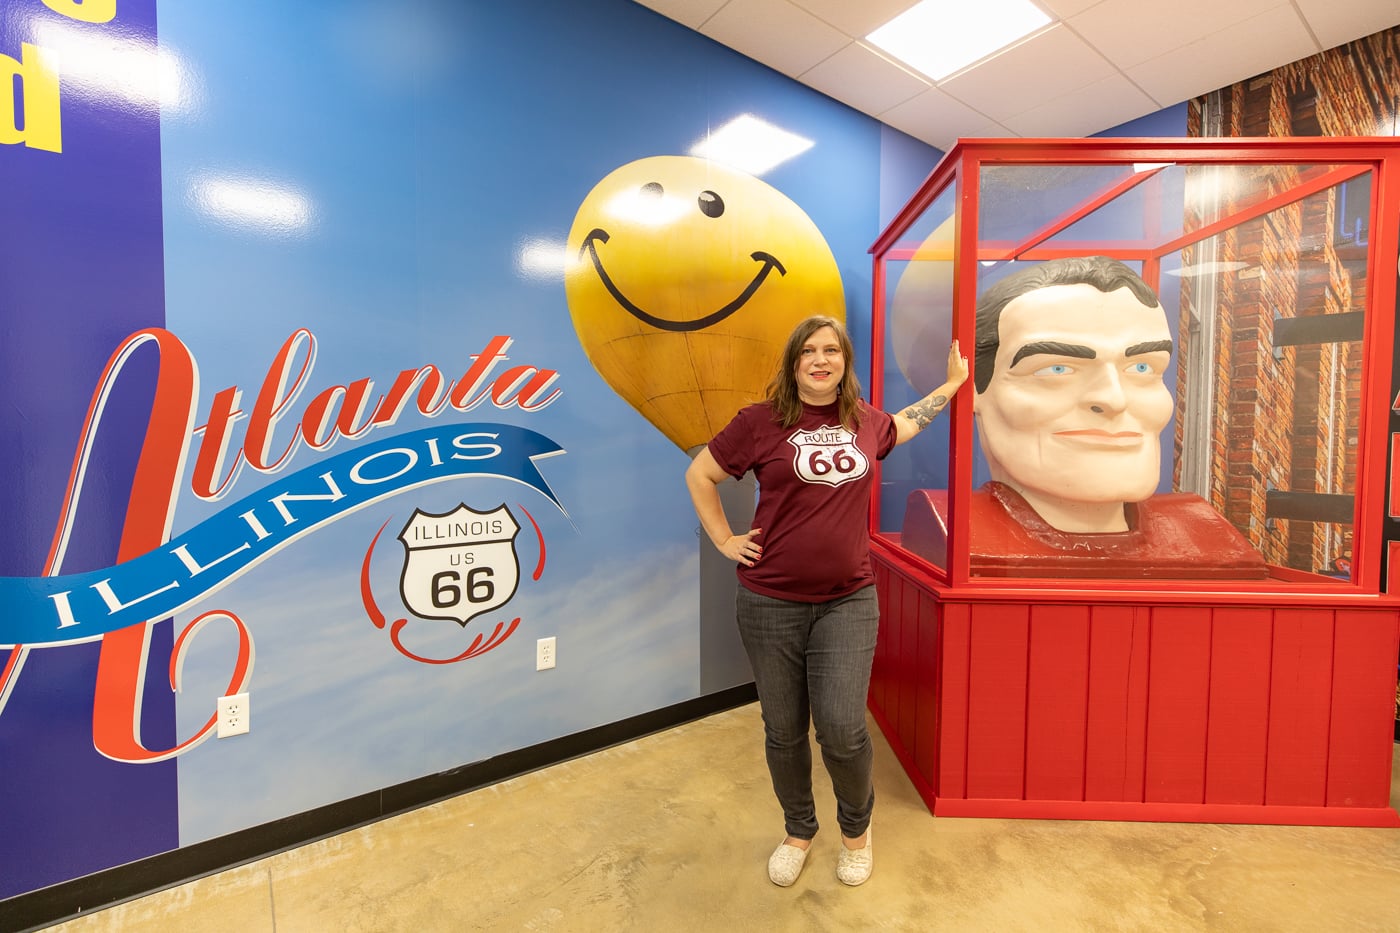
left=689, top=114, right=813, bottom=176
left=516, top=237, right=568, bottom=281
left=32, top=20, right=196, bottom=117
left=189, top=176, right=314, bottom=236
left=603, top=186, right=692, bottom=228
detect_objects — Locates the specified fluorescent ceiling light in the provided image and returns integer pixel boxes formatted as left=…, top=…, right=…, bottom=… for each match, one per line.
left=1164, top=261, right=1252, bottom=278
left=690, top=114, right=813, bottom=176
left=866, top=0, right=1051, bottom=82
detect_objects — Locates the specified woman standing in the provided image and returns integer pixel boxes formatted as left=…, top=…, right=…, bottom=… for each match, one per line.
left=685, top=315, right=968, bottom=887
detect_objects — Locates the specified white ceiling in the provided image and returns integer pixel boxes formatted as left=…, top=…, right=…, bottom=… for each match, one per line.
left=633, top=0, right=1400, bottom=151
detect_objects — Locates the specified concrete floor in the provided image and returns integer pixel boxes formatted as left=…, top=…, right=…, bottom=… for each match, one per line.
left=42, top=703, right=1400, bottom=932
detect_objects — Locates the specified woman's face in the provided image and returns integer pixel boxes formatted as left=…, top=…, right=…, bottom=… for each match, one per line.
left=794, top=325, right=845, bottom=405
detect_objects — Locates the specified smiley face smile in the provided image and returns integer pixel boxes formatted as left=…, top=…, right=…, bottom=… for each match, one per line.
left=578, top=227, right=786, bottom=333
left=563, top=154, right=844, bottom=452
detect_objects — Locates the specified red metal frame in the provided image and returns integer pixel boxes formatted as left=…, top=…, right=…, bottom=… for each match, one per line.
left=1005, top=164, right=1169, bottom=260
left=869, top=137, right=1400, bottom=601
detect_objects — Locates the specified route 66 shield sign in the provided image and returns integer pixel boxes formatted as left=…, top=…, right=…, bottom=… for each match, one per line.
left=398, top=504, right=521, bottom=626
left=787, top=424, right=869, bottom=487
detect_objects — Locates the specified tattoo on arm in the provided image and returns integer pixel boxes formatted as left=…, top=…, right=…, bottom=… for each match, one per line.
left=899, top=394, right=948, bottom=430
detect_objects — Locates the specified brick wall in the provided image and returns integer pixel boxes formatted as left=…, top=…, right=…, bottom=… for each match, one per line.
left=1179, top=29, right=1398, bottom=572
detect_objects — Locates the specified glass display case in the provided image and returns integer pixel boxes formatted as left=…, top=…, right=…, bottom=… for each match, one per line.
left=871, top=139, right=1398, bottom=592
left=864, top=138, right=1400, bottom=827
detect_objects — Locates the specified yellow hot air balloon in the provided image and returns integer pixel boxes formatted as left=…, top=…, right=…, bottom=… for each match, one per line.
left=565, top=155, right=844, bottom=453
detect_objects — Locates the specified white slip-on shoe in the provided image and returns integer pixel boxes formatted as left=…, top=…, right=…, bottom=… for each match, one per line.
left=767, top=841, right=811, bottom=887
left=836, top=829, right=872, bottom=886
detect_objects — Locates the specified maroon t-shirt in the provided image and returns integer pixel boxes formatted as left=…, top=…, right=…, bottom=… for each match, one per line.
left=707, top=399, right=897, bottom=602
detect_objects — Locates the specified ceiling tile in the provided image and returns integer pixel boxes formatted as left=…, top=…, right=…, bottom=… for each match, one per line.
left=1293, top=0, right=1400, bottom=51
left=1067, top=0, right=1283, bottom=69
left=879, top=87, right=1013, bottom=150
left=938, top=24, right=1117, bottom=121
left=799, top=42, right=931, bottom=114
left=1001, top=73, right=1160, bottom=137
left=1035, top=0, right=1107, bottom=18
left=1125, top=7, right=1319, bottom=105
left=785, top=0, right=922, bottom=39
left=631, top=0, right=730, bottom=30
left=635, top=0, right=1400, bottom=153
left=700, top=0, right=851, bottom=77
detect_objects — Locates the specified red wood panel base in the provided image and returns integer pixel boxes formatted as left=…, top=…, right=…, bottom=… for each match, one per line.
left=930, top=797, right=1400, bottom=827
left=869, top=551, right=1400, bottom=828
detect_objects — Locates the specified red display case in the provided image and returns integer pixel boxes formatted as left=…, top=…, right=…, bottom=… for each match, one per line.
left=868, top=138, right=1400, bottom=825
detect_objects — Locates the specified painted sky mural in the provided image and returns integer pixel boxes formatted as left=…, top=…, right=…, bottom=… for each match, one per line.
left=0, top=0, right=932, bottom=899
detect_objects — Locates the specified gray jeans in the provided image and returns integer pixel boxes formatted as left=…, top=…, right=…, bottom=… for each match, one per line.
left=735, top=583, right=879, bottom=841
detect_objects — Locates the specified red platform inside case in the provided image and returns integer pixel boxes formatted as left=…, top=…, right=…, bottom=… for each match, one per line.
left=903, top=485, right=1269, bottom=579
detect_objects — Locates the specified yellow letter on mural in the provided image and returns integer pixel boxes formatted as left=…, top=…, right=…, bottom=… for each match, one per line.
left=42, top=0, right=117, bottom=24
left=0, top=43, right=63, bottom=153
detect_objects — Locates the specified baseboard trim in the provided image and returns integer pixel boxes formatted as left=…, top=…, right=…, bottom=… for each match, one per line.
left=4, top=683, right=757, bottom=933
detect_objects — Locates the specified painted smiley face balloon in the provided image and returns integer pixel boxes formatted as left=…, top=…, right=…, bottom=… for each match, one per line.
left=565, top=155, right=844, bottom=452
left=888, top=215, right=955, bottom=397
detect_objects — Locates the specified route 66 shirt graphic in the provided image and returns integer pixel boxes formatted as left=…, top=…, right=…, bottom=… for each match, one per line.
left=706, top=398, right=896, bottom=601
left=787, top=424, right=870, bottom=486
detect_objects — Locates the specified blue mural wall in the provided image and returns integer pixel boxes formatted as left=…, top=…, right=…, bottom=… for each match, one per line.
left=0, top=0, right=940, bottom=899
left=1095, top=102, right=1188, bottom=138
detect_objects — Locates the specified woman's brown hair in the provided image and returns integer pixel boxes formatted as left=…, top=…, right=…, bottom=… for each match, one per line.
left=764, top=315, right=863, bottom=430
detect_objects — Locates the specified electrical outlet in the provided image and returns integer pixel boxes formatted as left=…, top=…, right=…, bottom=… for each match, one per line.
left=217, top=692, right=250, bottom=738
left=536, top=636, right=556, bottom=671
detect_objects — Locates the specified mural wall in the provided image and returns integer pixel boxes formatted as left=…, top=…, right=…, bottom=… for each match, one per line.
left=1189, top=26, right=1400, bottom=729
left=0, top=0, right=937, bottom=899
left=1189, top=26, right=1400, bottom=578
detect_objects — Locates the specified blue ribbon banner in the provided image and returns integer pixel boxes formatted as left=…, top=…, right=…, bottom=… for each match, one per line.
left=0, top=424, right=565, bottom=647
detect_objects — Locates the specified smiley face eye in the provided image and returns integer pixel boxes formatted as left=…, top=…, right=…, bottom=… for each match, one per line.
left=640, top=182, right=664, bottom=199
left=698, top=190, right=724, bottom=218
